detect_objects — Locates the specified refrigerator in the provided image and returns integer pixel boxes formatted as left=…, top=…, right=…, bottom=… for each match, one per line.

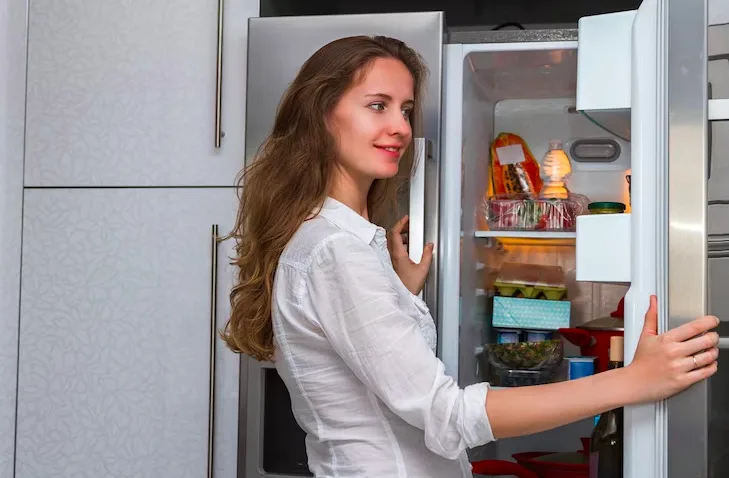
left=239, top=1, right=729, bottom=476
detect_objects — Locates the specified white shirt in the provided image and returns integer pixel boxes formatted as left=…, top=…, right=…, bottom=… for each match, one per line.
left=272, top=197, right=495, bottom=478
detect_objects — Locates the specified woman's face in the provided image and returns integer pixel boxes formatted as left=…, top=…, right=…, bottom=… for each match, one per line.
left=328, top=57, right=414, bottom=185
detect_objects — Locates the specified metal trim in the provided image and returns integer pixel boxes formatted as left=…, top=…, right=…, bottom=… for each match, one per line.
left=664, top=0, right=710, bottom=475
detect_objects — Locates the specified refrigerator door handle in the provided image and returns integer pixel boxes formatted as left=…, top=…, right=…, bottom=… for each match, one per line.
left=709, top=82, right=713, bottom=179
left=408, top=138, right=428, bottom=281
left=408, top=137, right=439, bottom=321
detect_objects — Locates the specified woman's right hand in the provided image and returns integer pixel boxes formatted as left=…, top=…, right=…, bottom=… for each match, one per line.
left=627, top=295, right=720, bottom=403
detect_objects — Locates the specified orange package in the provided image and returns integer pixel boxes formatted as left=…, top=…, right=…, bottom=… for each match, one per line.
left=488, top=133, right=543, bottom=197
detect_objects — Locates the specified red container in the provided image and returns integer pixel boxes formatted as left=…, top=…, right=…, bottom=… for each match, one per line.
left=472, top=451, right=588, bottom=478
left=559, top=315, right=624, bottom=373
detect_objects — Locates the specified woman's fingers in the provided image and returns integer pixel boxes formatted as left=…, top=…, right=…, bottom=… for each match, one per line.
left=684, top=360, right=719, bottom=385
left=663, top=315, right=719, bottom=343
left=677, top=331, right=720, bottom=357
left=390, top=215, right=409, bottom=235
left=682, top=347, right=720, bottom=372
left=387, top=216, right=409, bottom=254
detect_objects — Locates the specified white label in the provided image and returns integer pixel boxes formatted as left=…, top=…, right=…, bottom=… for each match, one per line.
left=496, top=144, right=527, bottom=165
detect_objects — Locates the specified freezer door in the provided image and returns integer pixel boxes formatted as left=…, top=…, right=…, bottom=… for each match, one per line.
left=659, top=0, right=715, bottom=476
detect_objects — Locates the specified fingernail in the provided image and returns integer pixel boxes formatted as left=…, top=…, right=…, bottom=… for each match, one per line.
left=716, top=317, right=721, bottom=326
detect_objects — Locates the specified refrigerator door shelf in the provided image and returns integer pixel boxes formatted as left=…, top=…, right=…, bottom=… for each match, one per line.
left=709, top=98, right=729, bottom=121
left=575, top=213, right=632, bottom=283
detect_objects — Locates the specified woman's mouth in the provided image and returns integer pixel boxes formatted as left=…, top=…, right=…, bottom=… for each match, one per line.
left=374, top=145, right=402, bottom=158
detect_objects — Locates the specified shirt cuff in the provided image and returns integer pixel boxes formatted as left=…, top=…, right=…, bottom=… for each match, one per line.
left=461, top=382, right=496, bottom=448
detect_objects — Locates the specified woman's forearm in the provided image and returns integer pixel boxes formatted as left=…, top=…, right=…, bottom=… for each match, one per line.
left=485, top=366, right=639, bottom=439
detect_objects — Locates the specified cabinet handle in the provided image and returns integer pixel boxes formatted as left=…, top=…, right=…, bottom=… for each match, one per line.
left=214, top=0, right=225, bottom=148
left=208, top=225, right=219, bottom=478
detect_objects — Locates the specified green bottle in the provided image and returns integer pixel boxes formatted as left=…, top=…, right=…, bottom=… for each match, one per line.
left=589, top=336, right=624, bottom=478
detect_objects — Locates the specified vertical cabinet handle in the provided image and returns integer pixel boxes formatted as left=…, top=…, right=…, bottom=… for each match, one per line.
left=208, top=225, right=219, bottom=478
left=214, top=0, right=225, bottom=148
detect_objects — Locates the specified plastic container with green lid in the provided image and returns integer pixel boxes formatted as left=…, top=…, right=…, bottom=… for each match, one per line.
left=588, top=202, right=626, bottom=214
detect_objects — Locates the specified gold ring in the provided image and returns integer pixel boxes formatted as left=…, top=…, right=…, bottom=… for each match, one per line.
left=693, top=355, right=699, bottom=370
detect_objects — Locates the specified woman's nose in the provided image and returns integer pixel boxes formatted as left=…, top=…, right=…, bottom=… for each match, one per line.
left=386, top=111, right=411, bottom=137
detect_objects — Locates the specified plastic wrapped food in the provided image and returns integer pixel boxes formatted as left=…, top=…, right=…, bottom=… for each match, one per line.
left=489, top=133, right=543, bottom=197
left=482, top=193, right=589, bottom=231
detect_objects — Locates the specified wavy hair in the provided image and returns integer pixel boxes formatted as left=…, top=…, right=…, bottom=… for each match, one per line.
left=221, top=36, right=427, bottom=360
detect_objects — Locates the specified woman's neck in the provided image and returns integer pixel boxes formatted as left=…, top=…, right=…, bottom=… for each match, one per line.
left=329, top=170, right=372, bottom=220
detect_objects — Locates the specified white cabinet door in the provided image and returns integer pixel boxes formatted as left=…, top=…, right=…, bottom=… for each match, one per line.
left=24, top=0, right=258, bottom=187
left=16, top=188, right=241, bottom=478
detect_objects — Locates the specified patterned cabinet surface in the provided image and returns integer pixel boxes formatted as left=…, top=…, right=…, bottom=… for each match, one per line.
left=24, top=0, right=258, bottom=186
left=17, top=188, right=241, bottom=478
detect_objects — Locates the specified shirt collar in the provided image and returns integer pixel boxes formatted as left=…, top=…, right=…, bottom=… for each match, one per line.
left=316, top=197, right=380, bottom=245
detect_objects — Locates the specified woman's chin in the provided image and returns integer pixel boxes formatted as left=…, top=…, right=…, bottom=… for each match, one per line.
left=371, top=164, right=401, bottom=180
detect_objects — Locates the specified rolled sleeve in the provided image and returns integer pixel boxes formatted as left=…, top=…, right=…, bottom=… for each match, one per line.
left=302, top=232, right=495, bottom=459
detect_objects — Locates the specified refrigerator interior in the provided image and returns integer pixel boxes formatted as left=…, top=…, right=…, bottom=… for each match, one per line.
left=456, top=45, right=632, bottom=460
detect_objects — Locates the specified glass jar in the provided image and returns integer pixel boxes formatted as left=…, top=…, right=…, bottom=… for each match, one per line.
left=588, top=202, right=626, bottom=215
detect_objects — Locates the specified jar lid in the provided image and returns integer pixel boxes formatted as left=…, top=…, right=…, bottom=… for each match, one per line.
left=588, top=201, right=626, bottom=211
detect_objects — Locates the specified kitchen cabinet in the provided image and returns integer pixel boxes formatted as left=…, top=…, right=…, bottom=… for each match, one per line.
left=15, top=188, right=241, bottom=478
left=24, top=0, right=257, bottom=187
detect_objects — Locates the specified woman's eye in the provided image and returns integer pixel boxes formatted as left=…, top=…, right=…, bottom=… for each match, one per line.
left=369, top=102, right=385, bottom=112
left=402, top=108, right=412, bottom=119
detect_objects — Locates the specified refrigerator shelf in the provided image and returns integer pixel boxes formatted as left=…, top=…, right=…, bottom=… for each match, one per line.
left=709, top=98, right=729, bottom=121
left=474, top=230, right=577, bottom=240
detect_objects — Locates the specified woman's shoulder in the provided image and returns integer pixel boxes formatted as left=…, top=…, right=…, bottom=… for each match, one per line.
left=279, top=216, right=369, bottom=270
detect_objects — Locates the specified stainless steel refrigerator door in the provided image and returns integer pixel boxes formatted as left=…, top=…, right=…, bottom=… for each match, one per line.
left=661, top=0, right=711, bottom=476
left=242, top=12, right=443, bottom=478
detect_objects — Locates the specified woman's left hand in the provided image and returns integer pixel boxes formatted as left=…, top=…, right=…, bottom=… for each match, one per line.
left=387, top=215, right=434, bottom=295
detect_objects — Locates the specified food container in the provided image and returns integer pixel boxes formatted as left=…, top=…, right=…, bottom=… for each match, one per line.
left=491, top=368, right=558, bottom=387
left=587, top=201, right=626, bottom=215
left=482, top=193, right=589, bottom=232
left=485, top=339, right=564, bottom=370
left=494, top=262, right=567, bottom=300
left=525, top=330, right=552, bottom=342
left=495, top=329, right=521, bottom=344
left=567, top=356, right=596, bottom=379
left=492, top=296, right=571, bottom=330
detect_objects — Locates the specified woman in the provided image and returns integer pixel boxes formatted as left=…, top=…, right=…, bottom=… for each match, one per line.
left=223, top=36, right=719, bottom=477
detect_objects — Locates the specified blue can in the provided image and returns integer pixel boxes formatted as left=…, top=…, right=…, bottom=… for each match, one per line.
left=568, top=356, right=596, bottom=380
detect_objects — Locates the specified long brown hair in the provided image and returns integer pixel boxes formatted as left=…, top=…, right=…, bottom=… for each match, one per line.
left=222, top=36, right=428, bottom=360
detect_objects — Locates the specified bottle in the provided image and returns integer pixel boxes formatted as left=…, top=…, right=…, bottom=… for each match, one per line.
left=589, top=336, right=624, bottom=478
left=540, top=140, right=572, bottom=200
